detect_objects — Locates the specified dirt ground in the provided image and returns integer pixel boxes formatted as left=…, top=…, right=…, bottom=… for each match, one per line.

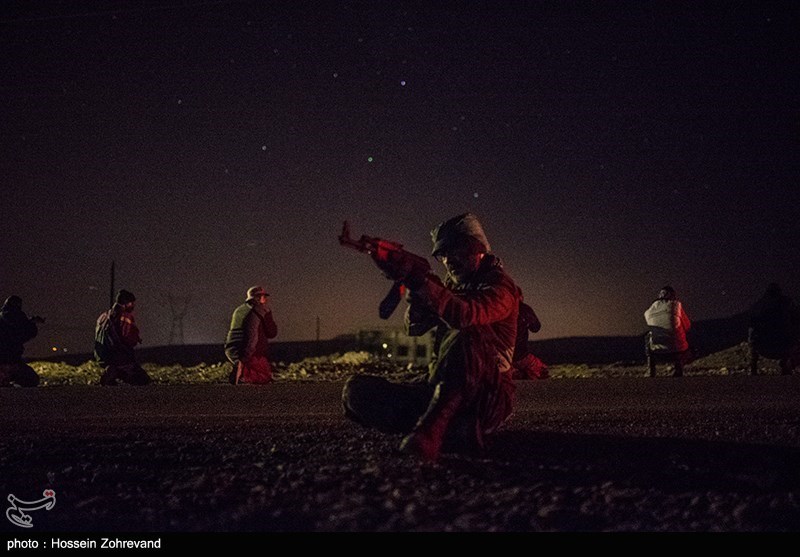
left=1, top=376, right=799, bottom=533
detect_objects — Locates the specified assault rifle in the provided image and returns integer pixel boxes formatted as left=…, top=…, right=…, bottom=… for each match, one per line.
left=338, top=221, right=431, bottom=319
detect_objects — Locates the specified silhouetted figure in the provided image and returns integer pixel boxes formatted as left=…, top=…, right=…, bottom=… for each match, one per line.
left=644, top=285, right=691, bottom=377
left=512, top=300, right=548, bottom=380
left=343, top=213, right=520, bottom=462
left=94, top=289, right=151, bottom=386
left=748, top=283, right=800, bottom=376
left=224, top=286, right=278, bottom=384
left=0, top=296, right=43, bottom=387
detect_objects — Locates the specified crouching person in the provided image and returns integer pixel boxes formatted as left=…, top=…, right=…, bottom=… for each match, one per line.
left=0, top=296, right=43, bottom=387
left=94, top=289, right=151, bottom=386
left=224, top=286, right=278, bottom=384
left=343, top=213, right=521, bottom=462
left=644, top=286, right=692, bottom=377
left=748, top=283, right=800, bottom=375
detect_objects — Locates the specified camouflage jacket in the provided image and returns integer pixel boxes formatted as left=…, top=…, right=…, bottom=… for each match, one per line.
left=405, top=254, right=521, bottom=383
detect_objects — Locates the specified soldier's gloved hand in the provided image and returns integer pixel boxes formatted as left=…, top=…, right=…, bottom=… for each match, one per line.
left=371, top=250, right=429, bottom=283
left=400, top=255, right=433, bottom=290
left=404, top=269, right=443, bottom=296
left=372, top=255, right=404, bottom=280
left=401, top=266, right=429, bottom=290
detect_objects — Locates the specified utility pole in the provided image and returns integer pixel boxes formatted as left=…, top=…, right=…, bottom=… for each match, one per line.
left=109, top=260, right=115, bottom=308
left=316, top=316, right=321, bottom=342
left=167, top=293, right=191, bottom=345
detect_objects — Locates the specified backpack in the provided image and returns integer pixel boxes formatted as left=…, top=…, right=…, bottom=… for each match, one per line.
left=94, top=310, right=121, bottom=364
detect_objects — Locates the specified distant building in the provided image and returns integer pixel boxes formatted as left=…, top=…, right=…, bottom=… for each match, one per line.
left=355, top=327, right=434, bottom=366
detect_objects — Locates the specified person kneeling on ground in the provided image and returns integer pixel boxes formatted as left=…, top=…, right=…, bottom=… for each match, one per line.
left=224, top=286, right=278, bottom=384
left=748, top=283, right=800, bottom=375
left=94, top=289, right=151, bottom=386
left=0, top=295, right=43, bottom=387
left=643, top=285, right=691, bottom=377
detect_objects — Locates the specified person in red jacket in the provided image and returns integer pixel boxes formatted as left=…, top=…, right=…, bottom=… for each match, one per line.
left=224, top=286, right=278, bottom=384
left=94, top=289, right=151, bottom=386
left=343, top=213, right=521, bottom=462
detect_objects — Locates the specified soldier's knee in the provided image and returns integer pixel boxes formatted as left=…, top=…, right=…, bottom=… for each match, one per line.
left=20, top=374, right=39, bottom=387
left=342, top=374, right=378, bottom=412
left=133, top=372, right=152, bottom=386
left=10, top=367, right=39, bottom=387
left=342, top=375, right=373, bottom=426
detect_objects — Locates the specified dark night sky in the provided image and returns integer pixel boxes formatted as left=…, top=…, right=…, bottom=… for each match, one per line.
left=2, top=1, right=798, bottom=357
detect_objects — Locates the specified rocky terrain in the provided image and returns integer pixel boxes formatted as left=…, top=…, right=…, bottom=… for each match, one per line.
left=1, top=344, right=797, bottom=534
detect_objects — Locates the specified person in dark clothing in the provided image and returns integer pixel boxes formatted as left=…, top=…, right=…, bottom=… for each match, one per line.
left=224, top=286, right=278, bottom=384
left=511, top=300, right=548, bottom=380
left=0, top=296, right=43, bottom=387
left=748, top=283, right=800, bottom=375
left=343, top=213, right=521, bottom=462
left=94, top=289, right=151, bottom=386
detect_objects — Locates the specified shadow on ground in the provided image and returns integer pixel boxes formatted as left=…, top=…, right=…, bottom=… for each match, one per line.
left=487, top=429, right=800, bottom=493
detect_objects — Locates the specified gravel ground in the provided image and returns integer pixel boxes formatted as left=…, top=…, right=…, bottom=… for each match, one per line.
left=1, top=376, right=799, bottom=533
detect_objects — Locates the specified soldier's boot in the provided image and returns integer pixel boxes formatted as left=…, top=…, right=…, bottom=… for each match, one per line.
left=399, top=384, right=463, bottom=463
left=99, top=366, right=119, bottom=386
left=127, top=366, right=152, bottom=386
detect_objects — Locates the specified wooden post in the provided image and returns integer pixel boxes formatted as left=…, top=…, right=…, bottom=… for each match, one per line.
left=109, top=260, right=116, bottom=308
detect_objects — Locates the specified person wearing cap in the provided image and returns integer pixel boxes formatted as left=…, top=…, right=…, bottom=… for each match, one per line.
left=343, top=213, right=522, bottom=462
left=748, top=283, right=800, bottom=375
left=644, top=285, right=692, bottom=377
left=224, top=286, right=278, bottom=384
left=0, top=295, right=43, bottom=387
left=94, top=289, right=151, bottom=386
